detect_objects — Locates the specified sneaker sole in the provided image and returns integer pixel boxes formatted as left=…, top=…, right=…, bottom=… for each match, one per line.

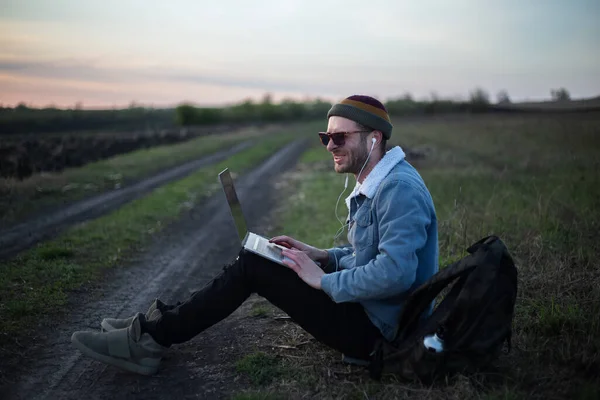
left=100, top=320, right=121, bottom=332
left=71, top=333, right=160, bottom=376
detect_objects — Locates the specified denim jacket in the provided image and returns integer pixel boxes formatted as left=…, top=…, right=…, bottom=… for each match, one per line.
left=320, top=146, right=438, bottom=341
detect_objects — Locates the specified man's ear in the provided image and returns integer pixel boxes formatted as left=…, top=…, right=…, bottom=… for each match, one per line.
left=372, top=130, right=383, bottom=145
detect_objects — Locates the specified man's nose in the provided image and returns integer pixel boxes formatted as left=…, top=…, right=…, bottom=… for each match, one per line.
left=326, top=138, right=338, bottom=152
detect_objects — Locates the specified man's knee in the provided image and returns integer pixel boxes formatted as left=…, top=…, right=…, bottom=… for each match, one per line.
left=220, top=249, right=266, bottom=282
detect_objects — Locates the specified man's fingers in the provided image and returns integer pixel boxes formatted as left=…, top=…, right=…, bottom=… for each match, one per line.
left=282, top=258, right=300, bottom=273
left=282, top=249, right=309, bottom=264
left=282, top=248, right=297, bottom=256
left=270, top=235, right=293, bottom=242
left=269, top=236, right=294, bottom=248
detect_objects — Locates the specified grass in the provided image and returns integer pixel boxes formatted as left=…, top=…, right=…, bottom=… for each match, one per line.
left=236, top=352, right=286, bottom=385
left=0, top=124, right=283, bottom=225
left=250, top=303, right=272, bottom=318
left=0, top=121, right=323, bottom=347
left=229, top=114, right=600, bottom=399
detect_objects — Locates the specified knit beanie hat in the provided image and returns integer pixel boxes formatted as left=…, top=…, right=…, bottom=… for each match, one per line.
left=327, top=95, right=393, bottom=139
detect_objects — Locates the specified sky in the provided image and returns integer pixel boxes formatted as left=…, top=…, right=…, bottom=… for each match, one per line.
left=0, top=0, right=599, bottom=108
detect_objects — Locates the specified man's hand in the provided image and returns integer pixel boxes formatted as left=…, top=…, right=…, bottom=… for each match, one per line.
left=269, top=235, right=328, bottom=265
left=281, top=249, right=325, bottom=290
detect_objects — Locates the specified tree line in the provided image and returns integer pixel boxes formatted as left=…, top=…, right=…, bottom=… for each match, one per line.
left=0, top=87, right=581, bottom=135
left=174, top=95, right=332, bottom=126
left=0, top=104, right=175, bottom=135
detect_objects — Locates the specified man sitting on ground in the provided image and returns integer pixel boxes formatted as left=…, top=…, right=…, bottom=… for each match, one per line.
left=71, top=95, right=439, bottom=375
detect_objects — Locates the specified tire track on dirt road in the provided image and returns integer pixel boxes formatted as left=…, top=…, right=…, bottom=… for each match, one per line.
left=0, top=140, right=256, bottom=261
left=2, top=137, right=311, bottom=400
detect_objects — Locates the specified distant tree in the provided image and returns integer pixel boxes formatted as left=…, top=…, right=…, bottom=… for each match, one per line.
left=194, top=107, right=224, bottom=124
left=261, top=93, right=273, bottom=105
left=280, top=98, right=306, bottom=119
left=468, top=87, right=490, bottom=113
left=257, top=93, right=281, bottom=121
left=308, top=98, right=333, bottom=116
left=44, top=103, right=59, bottom=110
left=175, top=104, right=196, bottom=125
left=496, top=90, right=511, bottom=104
left=469, top=87, right=490, bottom=105
left=551, top=88, right=570, bottom=101
left=228, top=98, right=256, bottom=122
left=385, top=92, right=420, bottom=115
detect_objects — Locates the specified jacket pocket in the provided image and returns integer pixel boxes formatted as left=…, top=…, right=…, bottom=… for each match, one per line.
left=354, top=207, right=375, bottom=248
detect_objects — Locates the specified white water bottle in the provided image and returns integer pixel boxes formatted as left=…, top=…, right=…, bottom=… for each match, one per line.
left=423, top=328, right=445, bottom=353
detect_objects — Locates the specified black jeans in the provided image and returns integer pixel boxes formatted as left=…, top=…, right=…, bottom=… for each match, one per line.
left=142, top=250, right=383, bottom=360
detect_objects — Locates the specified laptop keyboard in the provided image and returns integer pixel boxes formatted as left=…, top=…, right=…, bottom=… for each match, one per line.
left=256, top=237, right=283, bottom=259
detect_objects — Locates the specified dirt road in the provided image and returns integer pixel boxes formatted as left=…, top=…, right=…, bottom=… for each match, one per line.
left=0, top=140, right=256, bottom=260
left=2, top=138, right=310, bottom=400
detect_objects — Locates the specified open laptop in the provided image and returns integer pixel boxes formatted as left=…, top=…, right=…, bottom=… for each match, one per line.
left=219, top=168, right=287, bottom=266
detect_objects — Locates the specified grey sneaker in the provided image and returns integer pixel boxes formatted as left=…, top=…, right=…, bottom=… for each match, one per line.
left=101, top=299, right=164, bottom=332
left=72, top=313, right=166, bottom=375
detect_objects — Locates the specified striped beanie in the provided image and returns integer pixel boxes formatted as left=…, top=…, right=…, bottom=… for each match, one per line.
left=327, top=95, right=393, bottom=139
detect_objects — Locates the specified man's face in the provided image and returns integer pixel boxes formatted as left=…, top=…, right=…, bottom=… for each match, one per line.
left=325, top=116, right=371, bottom=174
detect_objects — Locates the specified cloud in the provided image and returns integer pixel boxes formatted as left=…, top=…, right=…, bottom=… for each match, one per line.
left=0, top=62, right=341, bottom=108
left=0, top=59, right=337, bottom=93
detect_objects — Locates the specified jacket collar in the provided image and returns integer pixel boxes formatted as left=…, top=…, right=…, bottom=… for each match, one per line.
left=345, top=146, right=406, bottom=210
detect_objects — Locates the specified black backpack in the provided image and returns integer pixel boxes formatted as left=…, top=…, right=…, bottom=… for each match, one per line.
left=369, top=235, right=518, bottom=383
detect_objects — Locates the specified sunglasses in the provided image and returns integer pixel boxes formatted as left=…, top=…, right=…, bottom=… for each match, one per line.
left=318, top=130, right=371, bottom=146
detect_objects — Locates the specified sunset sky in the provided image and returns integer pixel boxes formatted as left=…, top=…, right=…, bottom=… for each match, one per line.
left=1, top=0, right=599, bottom=108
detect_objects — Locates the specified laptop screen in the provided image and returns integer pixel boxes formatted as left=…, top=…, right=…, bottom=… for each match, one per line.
left=218, top=168, right=248, bottom=243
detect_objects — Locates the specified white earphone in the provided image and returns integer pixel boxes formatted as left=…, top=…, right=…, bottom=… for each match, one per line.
left=333, top=135, right=378, bottom=243
left=356, top=136, right=377, bottom=187
left=331, top=134, right=378, bottom=270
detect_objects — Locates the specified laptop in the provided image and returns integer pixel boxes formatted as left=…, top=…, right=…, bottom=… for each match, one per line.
left=219, top=168, right=287, bottom=266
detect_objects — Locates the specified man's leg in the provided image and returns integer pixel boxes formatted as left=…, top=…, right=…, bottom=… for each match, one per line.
left=143, top=250, right=382, bottom=360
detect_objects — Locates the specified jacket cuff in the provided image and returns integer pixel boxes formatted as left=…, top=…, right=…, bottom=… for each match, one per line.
left=320, top=273, right=337, bottom=301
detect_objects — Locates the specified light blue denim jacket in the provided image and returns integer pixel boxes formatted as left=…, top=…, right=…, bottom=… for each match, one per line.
left=320, top=146, right=438, bottom=341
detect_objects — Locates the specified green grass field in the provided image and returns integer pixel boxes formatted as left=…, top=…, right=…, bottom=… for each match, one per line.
left=239, top=114, right=600, bottom=399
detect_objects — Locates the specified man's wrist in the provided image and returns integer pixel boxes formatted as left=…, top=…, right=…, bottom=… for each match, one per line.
left=317, top=249, right=329, bottom=266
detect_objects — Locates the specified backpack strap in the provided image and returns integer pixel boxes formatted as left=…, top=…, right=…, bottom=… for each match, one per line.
left=394, top=236, right=500, bottom=343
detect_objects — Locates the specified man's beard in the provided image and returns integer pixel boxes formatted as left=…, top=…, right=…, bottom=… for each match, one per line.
left=335, top=142, right=370, bottom=174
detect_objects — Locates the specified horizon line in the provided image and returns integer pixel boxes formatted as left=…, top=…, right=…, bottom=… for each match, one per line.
left=3, top=93, right=600, bottom=111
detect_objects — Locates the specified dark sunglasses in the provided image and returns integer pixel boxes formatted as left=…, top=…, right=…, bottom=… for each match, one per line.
left=318, top=130, right=371, bottom=146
